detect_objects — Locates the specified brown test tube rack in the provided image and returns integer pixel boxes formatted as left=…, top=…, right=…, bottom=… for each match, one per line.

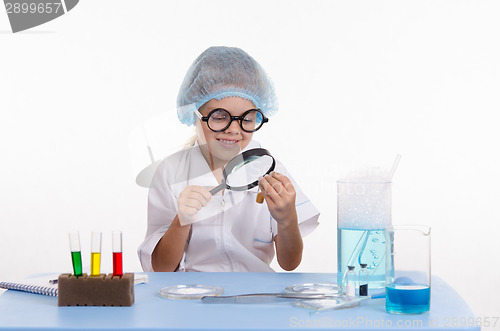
left=57, top=273, right=134, bottom=306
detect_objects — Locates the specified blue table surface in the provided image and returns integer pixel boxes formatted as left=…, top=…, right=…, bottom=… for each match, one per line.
left=0, top=273, right=479, bottom=331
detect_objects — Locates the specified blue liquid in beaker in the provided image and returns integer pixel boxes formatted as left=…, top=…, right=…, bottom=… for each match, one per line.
left=386, top=285, right=430, bottom=314
left=337, top=228, right=386, bottom=289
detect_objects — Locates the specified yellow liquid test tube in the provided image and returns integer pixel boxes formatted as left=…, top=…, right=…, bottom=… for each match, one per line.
left=91, top=232, right=102, bottom=276
left=91, top=252, right=101, bottom=276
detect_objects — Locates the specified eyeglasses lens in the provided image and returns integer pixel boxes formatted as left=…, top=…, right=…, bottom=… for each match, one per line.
left=207, top=109, right=229, bottom=131
left=242, top=110, right=263, bottom=132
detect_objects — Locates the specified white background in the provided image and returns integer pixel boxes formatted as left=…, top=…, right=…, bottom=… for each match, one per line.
left=1, top=0, right=499, bottom=325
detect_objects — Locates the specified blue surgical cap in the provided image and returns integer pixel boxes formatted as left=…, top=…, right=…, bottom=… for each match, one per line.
left=177, top=46, right=279, bottom=126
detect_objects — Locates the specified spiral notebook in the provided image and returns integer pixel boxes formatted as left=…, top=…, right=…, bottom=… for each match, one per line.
left=0, top=275, right=59, bottom=297
left=0, top=273, right=148, bottom=297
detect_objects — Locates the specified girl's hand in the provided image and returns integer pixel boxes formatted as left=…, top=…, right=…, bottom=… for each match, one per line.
left=259, top=172, right=303, bottom=271
left=177, top=185, right=212, bottom=225
left=258, top=172, right=297, bottom=226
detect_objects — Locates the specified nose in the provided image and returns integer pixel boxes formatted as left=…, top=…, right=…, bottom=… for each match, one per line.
left=224, top=118, right=242, bottom=134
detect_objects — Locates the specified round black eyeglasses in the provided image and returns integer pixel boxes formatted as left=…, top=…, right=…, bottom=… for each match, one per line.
left=195, top=108, right=268, bottom=133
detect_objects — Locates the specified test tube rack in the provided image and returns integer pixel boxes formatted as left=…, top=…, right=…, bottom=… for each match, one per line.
left=57, top=273, right=134, bottom=306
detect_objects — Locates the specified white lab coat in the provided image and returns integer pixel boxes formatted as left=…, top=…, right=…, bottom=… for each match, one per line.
left=138, top=140, right=320, bottom=272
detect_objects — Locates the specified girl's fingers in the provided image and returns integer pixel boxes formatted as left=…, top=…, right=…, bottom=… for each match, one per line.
left=258, top=176, right=273, bottom=202
left=191, top=190, right=211, bottom=207
left=270, top=172, right=295, bottom=194
left=197, top=187, right=213, bottom=203
left=260, top=173, right=290, bottom=196
left=186, top=186, right=212, bottom=206
left=259, top=173, right=297, bottom=223
left=179, top=186, right=212, bottom=218
left=259, top=175, right=284, bottom=204
left=184, top=198, right=203, bottom=210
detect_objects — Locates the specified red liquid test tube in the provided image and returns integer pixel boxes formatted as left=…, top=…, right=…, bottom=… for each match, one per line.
left=112, top=231, right=123, bottom=277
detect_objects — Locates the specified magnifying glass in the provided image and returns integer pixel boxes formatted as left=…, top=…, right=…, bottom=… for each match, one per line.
left=209, top=148, right=275, bottom=195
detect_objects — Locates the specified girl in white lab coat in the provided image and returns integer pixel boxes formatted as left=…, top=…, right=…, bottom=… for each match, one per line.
left=138, top=46, right=320, bottom=272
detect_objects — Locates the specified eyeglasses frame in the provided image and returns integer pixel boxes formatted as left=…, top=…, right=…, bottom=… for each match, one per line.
left=194, top=108, right=269, bottom=133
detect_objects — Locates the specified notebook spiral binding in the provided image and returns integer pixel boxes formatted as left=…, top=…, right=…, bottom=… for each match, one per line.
left=0, top=281, right=58, bottom=297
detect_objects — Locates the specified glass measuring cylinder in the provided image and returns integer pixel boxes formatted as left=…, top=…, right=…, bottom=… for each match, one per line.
left=337, top=180, right=391, bottom=289
left=385, top=225, right=431, bottom=314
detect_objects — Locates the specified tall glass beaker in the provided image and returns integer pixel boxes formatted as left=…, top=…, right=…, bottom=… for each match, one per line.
left=385, top=225, right=431, bottom=314
left=337, top=180, right=391, bottom=289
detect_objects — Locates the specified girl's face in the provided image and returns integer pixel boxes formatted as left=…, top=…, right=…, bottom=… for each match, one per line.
left=196, top=97, right=255, bottom=167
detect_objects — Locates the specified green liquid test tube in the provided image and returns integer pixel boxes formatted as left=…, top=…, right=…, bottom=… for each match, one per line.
left=71, top=251, right=83, bottom=276
left=68, top=231, right=83, bottom=277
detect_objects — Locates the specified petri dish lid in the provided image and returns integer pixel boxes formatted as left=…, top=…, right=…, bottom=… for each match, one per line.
left=159, top=284, right=224, bottom=299
left=294, top=297, right=362, bottom=311
left=285, top=283, right=342, bottom=295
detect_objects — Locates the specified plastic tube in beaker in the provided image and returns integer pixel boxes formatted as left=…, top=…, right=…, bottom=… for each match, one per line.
left=68, top=231, right=83, bottom=277
left=112, top=231, right=123, bottom=277
left=90, top=232, right=102, bottom=276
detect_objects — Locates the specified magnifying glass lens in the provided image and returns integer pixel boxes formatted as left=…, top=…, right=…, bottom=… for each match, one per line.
left=209, top=148, right=275, bottom=195
left=226, top=155, right=274, bottom=187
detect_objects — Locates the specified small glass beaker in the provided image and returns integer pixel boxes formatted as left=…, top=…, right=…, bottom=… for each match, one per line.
left=385, top=225, right=431, bottom=314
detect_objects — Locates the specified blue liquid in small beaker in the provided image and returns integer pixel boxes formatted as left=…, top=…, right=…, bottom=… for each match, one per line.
left=386, top=285, right=430, bottom=314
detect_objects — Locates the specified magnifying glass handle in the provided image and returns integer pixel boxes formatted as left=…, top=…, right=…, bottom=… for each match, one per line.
left=209, top=183, right=225, bottom=195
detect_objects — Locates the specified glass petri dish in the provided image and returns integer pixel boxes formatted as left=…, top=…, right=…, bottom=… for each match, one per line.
left=294, top=297, right=363, bottom=311
left=285, top=283, right=342, bottom=295
left=159, top=284, right=224, bottom=299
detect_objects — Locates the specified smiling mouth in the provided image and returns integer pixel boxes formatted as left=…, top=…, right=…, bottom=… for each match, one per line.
left=217, top=139, right=240, bottom=148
